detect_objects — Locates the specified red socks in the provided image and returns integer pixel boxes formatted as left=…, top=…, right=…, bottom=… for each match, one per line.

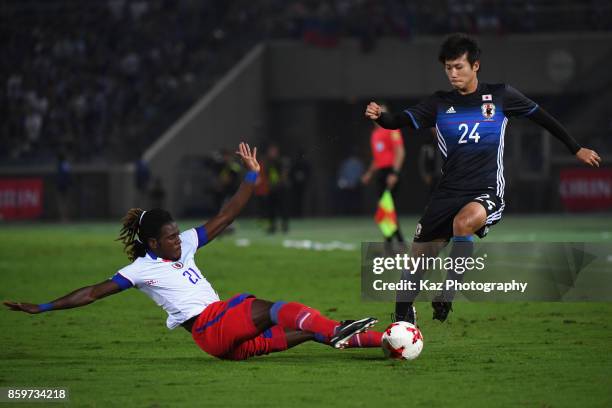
left=271, top=301, right=337, bottom=338
left=269, top=301, right=381, bottom=348
left=346, top=331, right=383, bottom=348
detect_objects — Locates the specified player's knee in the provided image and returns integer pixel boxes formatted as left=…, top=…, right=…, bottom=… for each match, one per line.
left=252, top=299, right=275, bottom=316
left=250, top=299, right=275, bottom=328
left=252, top=299, right=274, bottom=311
left=452, top=215, right=473, bottom=235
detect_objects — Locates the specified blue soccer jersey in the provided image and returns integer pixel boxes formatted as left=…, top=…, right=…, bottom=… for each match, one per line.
left=404, top=83, right=538, bottom=197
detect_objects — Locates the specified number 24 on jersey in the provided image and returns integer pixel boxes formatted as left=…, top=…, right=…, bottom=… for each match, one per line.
left=458, top=122, right=480, bottom=144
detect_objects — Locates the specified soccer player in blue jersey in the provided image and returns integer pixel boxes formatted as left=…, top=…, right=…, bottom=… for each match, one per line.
left=365, top=34, right=601, bottom=323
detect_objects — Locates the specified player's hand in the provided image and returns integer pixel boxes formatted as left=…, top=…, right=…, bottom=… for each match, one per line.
left=236, top=142, right=260, bottom=173
left=361, top=171, right=372, bottom=185
left=365, top=102, right=383, bottom=120
left=386, top=173, right=398, bottom=188
left=3, top=301, right=41, bottom=314
left=575, top=148, right=601, bottom=168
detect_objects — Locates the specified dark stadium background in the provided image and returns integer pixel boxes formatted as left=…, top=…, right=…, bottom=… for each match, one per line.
left=1, top=0, right=610, bottom=220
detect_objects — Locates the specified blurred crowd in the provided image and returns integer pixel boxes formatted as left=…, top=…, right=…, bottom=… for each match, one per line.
left=264, top=0, right=611, bottom=50
left=1, top=0, right=260, bottom=164
left=2, top=0, right=610, bottom=164
left=188, top=143, right=311, bottom=230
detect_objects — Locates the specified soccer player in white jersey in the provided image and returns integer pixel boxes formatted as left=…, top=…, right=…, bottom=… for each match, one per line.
left=4, top=143, right=382, bottom=360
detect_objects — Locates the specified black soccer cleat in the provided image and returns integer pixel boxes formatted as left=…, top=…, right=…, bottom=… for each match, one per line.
left=330, top=317, right=378, bottom=349
left=432, top=296, right=453, bottom=322
left=391, top=305, right=418, bottom=326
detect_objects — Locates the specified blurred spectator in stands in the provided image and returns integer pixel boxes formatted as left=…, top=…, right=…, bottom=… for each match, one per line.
left=337, top=149, right=365, bottom=215
left=264, top=143, right=290, bottom=233
left=253, top=154, right=270, bottom=229
left=24, top=105, right=43, bottom=155
left=216, top=149, right=241, bottom=209
left=21, top=88, right=48, bottom=156
left=302, top=1, right=340, bottom=48
left=475, top=0, right=502, bottom=34
left=135, top=158, right=151, bottom=207
left=290, top=149, right=311, bottom=217
left=149, top=177, right=166, bottom=209
left=448, top=0, right=475, bottom=33
left=56, top=152, right=72, bottom=222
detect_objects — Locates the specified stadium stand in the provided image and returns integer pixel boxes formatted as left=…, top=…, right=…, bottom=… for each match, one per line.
left=2, top=0, right=610, bottom=164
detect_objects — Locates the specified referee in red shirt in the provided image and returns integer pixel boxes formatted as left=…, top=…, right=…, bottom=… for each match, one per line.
left=362, top=107, right=406, bottom=244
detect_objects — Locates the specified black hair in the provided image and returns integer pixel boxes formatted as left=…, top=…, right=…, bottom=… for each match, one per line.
left=116, top=208, right=174, bottom=261
left=438, top=33, right=481, bottom=68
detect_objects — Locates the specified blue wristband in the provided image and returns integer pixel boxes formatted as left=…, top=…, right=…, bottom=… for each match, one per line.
left=38, top=303, right=53, bottom=312
left=244, top=171, right=258, bottom=184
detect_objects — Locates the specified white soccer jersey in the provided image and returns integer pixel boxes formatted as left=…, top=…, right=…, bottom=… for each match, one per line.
left=111, top=226, right=219, bottom=329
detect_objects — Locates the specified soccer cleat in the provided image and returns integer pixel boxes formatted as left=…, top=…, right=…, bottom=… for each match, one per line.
left=330, top=317, right=378, bottom=349
left=431, top=296, right=453, bottom=322
left=391, top=305, right=418, bottom=326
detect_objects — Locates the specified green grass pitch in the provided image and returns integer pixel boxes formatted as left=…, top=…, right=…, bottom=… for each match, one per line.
left=1, top=215, right=611, bottom=407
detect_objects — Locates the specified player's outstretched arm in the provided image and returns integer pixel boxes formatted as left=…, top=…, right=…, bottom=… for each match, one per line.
left=203, top=142, right=260, bottom=242
left=528, top=108, right=601, bottom=167
left=3, top=280, right=123, bottom=314
left=364, top=101, right=413, bottom=130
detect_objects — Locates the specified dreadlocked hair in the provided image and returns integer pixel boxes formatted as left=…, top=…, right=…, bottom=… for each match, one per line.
left=116, top=208, right=174, bottom=261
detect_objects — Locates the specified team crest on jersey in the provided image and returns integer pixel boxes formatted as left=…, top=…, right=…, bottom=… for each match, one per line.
left=481, top=103, right=495, bottom=120
left=172, top=261, right=184, bottom=269
left=414, top=223, right=422, bottom=239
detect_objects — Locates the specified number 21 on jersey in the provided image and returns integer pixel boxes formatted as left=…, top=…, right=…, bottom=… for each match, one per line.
left=458, top=122, right=480, bottom=144
left=183, top=268, right=202, bottom=284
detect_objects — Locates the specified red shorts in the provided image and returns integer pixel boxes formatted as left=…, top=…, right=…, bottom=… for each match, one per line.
left=191, top=293, right=287, bottom=360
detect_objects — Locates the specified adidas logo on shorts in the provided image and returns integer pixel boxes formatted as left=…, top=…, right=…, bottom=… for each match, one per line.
left=446, top=106, right=456, bottom=114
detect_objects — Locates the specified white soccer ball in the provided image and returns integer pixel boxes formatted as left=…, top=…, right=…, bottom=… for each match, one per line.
left=381, top=321, right=424, bottom=360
